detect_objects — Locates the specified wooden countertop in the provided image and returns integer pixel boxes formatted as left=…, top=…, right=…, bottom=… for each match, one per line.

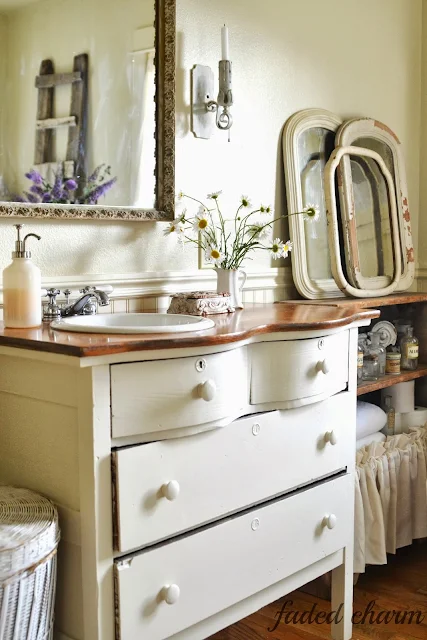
left=0, top=303, right=379, bottom=358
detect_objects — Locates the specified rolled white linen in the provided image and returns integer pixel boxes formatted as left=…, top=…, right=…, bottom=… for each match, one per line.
left=356, top=401, right=387, bottom=439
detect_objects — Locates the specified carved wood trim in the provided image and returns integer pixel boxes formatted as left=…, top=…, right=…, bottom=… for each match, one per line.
left=0, top=0, right=175, bottom=222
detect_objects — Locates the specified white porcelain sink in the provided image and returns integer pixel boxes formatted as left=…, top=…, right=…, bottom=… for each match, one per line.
left=51, top=313, right=215, bottom=334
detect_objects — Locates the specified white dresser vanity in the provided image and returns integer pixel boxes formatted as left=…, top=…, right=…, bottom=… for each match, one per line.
left=0, top=303, right=377, bottom=640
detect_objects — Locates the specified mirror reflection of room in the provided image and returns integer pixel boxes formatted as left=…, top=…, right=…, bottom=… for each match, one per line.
left=0, top=0, right=156, bottom=209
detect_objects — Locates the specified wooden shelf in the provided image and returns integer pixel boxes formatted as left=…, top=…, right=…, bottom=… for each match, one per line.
left=357, top=364, right=427, bottom=395
left=287, top=292, right=427, bottom=309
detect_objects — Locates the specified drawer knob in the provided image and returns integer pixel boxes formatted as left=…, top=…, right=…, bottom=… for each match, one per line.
left=316, top=359, right=330, bottom=375
left=197, top=379, right=217, bottom=402
left=161, top=481, right=180, bottom=501
left=163, top=584, right=180, bottom=605
left=323, top=514, right=337, bottom=530
left=324, top=431, right=337, bottom=446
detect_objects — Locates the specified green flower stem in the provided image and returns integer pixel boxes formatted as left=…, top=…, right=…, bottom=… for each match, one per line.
left=215, top=199, right=228, bottom=262
left=177, top=193, right=313, bottom=269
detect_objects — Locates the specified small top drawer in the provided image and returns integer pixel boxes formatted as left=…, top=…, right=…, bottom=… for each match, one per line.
left=250, top=331, right=349, bottom=407
left=111, top=348, right=248, bottom=439
left=112, top=392, right=353, bottom=552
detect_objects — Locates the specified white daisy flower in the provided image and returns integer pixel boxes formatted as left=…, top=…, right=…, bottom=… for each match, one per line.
left=260, top=204, right=273, bottom=215
left=282, top=240, right=293, bottom=258
left=175, top=190, right=185, bottom=201
left=207, top=191, right=222, bottom=200
left=205, top=246, right=225, bottom=267
left=247, top=221, right=270, bottom=241
left=302, top=203, right=320, bottom=222
left=164, top=220, right=185, bottom=242
left=270, top=238, right=285, bottom=260
left=240, top=195, right=252, bottom=208
left=192, top=208, right=210, bottom=234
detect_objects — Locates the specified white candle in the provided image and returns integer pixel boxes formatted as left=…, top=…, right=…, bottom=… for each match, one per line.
left=221, top=24, right=229, bottom=60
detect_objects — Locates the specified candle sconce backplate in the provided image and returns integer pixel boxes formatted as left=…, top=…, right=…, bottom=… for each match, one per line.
left=191, top=65, right=216, bottom=139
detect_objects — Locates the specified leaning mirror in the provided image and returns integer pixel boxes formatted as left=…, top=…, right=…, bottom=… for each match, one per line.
left=336, top=118, right=414, bottom=291
left=283, top=108, right=345, bottom=299
left=0, top=0, right=175, bottom=221
left=325, top=145, right=402, bottom=298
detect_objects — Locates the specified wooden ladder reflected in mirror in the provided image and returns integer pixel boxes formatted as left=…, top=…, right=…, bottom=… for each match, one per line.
left=34, top=53, right=88, bottom=199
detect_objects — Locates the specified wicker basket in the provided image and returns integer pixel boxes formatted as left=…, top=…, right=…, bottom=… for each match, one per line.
left=0, top=487, right=60, bottom=639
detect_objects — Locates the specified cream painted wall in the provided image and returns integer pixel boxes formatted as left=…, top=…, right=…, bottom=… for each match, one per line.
left=418, top=0, right=427, bottom=283
left=0, top=15, right=6, bottom=195
left=2, top=0, right=154, bottom=206
left=0, top=0, right=422, bottom=286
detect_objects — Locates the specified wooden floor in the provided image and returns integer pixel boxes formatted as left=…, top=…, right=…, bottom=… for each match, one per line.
left=209, top=542, right=427, bottom=639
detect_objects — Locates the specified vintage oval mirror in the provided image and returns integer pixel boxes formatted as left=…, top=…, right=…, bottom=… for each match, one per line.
left=325, top=145, right=402, bottom=298
left=283, top=108, right=345, bottom=299
left=0, top=0, right=175, bottom=221
left=336, top=118, right=414, bottom=291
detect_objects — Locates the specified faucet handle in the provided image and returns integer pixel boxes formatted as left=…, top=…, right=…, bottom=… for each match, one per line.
left=43, top=288, right=61, bottom=321
left=79, top=286, right=94, bottom=294
left=46, top=288, right=60, bottom=302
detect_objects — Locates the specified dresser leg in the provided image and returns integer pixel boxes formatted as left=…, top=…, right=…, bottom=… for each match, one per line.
left=331, top=547, right=353, bottom=640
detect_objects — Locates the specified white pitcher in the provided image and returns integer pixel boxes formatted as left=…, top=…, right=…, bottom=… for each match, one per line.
left=215, top=268, right=247, bottom=309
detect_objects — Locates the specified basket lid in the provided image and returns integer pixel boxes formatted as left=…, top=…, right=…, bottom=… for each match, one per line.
left=0, top=486, right=60, bottom=580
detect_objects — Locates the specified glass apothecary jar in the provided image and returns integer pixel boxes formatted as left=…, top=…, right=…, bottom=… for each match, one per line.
left=362, top=352, right=379, bottom=381
left=401, top=326, right=419, bottom=370
left=369, top=333, right=386, bottom=376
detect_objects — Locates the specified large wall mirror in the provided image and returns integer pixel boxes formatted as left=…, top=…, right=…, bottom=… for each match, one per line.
left=0, top=0, right=175, bottom=221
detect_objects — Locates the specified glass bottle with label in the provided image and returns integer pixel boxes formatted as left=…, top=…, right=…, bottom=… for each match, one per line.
left=382, top=395, right=395, bottom=437
left=401, top=326, right=419, bottom=371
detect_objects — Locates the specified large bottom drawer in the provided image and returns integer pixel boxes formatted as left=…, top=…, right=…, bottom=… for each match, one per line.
left=114, top=473, right=353, bottom=640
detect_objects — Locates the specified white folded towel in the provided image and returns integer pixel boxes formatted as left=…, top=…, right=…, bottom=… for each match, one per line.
left=356, top=431, right=386, bottom=450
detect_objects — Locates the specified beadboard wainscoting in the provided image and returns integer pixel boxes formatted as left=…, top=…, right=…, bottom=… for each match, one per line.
left=417, top=268, right=427, bottom=294
left=0, top=267, right=296, bottom=320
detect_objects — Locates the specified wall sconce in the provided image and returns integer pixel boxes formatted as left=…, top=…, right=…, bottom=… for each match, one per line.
left=191, top=25, right=233, bottom=140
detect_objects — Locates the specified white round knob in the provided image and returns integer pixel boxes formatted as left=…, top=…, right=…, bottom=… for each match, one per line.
left=323, top=514, right=337, bottom=530
left=161, top=481, right=180, bottom=501
left=316, top=360, right=330, bottom=375
left=324, top=431, right=337, bottom=446
left=163, top=584, right=180, bottom=605
left=197, top=379, right=217, bottom=402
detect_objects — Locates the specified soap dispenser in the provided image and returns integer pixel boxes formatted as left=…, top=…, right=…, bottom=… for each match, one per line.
left=3, top=224, right=42, bottom=328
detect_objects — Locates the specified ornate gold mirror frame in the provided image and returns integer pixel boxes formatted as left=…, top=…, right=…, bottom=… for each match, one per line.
left=0, top=0, right=175, bottom=222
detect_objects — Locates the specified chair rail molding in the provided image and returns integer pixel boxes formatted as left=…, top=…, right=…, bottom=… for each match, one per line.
left=0, top=267, right=294, bottom=307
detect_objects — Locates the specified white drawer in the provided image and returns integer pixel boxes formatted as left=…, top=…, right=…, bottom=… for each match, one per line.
left=111, top=348, right=248, bottom=439
left=250, top=332, right=349, bottom=407
left=114, top=474, right=352, bottom=640
left=112, top=392, right=354, bottom=552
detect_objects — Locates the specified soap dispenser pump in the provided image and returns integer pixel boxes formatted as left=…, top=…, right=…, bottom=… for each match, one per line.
left=3, top=224, right=42, bottom=328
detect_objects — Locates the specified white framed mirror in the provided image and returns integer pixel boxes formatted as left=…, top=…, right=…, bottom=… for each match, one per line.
left=325, top=145, right=402, bottom=298
left=0, top=0, right=175, bottom=221
left=282, top=108, right=345, bottom=299
left=335, top=118, right=414, bottom=291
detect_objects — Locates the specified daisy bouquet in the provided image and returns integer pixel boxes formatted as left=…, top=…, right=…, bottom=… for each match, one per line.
left=166, top=191, right=319, bottom=268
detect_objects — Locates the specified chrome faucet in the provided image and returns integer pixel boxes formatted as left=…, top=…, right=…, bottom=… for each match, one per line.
left=61, top=287, right=110, bottom=317
left=43, top=286, right=110, bottom=321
